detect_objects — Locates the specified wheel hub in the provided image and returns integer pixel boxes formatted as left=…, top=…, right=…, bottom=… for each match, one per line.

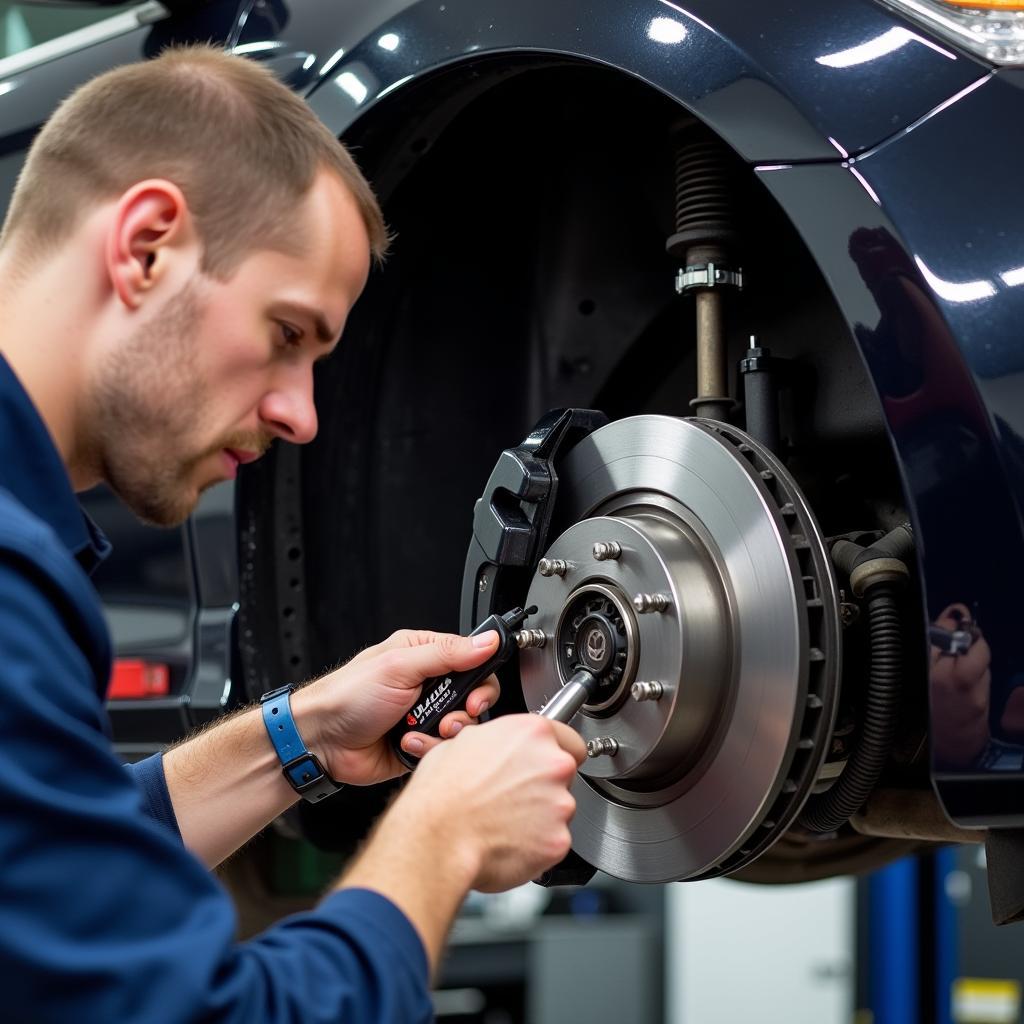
left=556, top=585, right=633, bottom=711
left=535, top=515, right=729, bottom=786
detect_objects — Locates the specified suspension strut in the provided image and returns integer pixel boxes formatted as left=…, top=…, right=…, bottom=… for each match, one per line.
left=667, top=123, right=744, bottom=423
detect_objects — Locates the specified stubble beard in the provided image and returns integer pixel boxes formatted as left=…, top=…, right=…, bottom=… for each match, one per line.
left=91, top=278, right=217, bottom=527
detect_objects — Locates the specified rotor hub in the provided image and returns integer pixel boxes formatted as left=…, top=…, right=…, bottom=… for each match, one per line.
left=534, top=514, right=730, bottom=785
left=557, top=587, right=632, bottom=707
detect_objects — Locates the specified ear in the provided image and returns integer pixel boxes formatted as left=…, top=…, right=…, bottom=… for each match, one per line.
left=105, top=179, right=193, bottom=310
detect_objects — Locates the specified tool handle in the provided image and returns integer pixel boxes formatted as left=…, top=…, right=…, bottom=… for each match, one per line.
left=388, top=610, right=525, bottom=770
left=928, top=624, right=976, bottom=656
left=537, top=668, right=598, bottom=724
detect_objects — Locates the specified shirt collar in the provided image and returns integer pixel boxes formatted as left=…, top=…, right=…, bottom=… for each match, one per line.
left=0, top=353, right=111, bottom=575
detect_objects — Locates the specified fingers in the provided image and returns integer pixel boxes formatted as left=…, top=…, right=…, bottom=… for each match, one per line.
left=466, top=675, right=500, bottom=718
left=956, top=635, right=992, bottom=679
left=546, top=719, right=588, bottom=765
left=348, top=628, right=461, bottom=668
left=397, top=667, right=502, bottom=758
left=328, top=628, right=505, bottom=700
left=438, top=711, right=474, bottom=737
left=934, top=603, right=972, bottom=632
left=401, top=731, right=443, bottom=758
left=400, top=712, right=484, bottom=756
left=434, top=676, right=501, bottom=734
left=930, top=602, right=991, bottom=685
left=379, top=630, right=500, bottom=684
left=382, top=628, right=448, bottom=651
left=403, top=708, right=588, bottom=768
left=410, top=689, right=497, bottom=747
left=931, top=604, right=989, bottom=677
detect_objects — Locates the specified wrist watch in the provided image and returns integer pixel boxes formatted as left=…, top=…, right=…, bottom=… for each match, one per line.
left=259, top=685, right=343, bottom=803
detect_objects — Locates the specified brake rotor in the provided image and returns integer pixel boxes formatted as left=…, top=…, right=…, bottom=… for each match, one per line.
left=520, top=415, right=841, bottom=882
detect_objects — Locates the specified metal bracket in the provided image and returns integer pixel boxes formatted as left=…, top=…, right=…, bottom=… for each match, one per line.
left=675, top=262, right=744, bottom=294
left=460, top=407, right=607, bottom=633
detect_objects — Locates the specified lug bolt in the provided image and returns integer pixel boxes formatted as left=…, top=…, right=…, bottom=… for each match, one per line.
left=631, top=681, right=664, bottom=702
left=586, top=737, right=619, bottom=758
left=592, top=541, right=622, bottom=561
left=633, top=592, right=671, bottom=613
left=538, top=558, right=569, bottom=578
left=515, top=629, right=547, bottom=649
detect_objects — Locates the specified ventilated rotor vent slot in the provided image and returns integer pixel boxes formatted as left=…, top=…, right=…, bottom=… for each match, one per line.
left=695, top=421, right=839, bottom=878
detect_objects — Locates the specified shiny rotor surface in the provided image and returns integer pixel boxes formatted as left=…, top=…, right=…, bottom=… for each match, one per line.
left=522, top=415, right=820, bottom=882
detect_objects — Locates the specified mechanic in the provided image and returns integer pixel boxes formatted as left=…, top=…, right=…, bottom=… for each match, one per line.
left=0, top=45, right=585, bottom=1022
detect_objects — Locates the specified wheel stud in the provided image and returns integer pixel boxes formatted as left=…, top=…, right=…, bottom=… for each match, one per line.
left=538, top=558, right=569, bottom=578
left=586, top=737, right=619, bottom=758
left=515, top=629, right=546, bottom=649
left=592, top=541, right=622, bottom=561
left=631, top=681, right=664, bottom=702
left=633, top=592, right=671, bottom=613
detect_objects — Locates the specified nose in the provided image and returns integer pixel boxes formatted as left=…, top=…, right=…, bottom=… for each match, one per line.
left=258, top=370, right=319, bottom=445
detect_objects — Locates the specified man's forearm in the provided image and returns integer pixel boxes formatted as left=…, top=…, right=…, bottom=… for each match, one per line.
left=337, top=794, right=478, bottom=975
left=164, top=694, right=478, bottom=968
left=163, top=704, right=299, bottom=868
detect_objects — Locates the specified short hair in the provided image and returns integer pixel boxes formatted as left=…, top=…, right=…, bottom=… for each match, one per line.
left=0, top=45, right=388, bottom=276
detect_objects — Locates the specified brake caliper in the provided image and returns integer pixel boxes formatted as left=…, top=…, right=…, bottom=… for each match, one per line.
left=461, top=407, right=607, bottom=634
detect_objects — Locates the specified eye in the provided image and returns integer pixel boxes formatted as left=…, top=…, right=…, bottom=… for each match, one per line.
left=277, top=322, right=302, bottom=349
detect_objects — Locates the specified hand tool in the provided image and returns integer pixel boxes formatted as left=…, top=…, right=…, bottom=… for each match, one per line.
left=929, top=623, right=978, bottom=656
left=389, top=606, right=537, bottom=769
left=536, top=667, right=599, bottom=724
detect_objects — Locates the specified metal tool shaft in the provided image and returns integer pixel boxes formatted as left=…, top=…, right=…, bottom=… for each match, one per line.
left=538, top=668, right=599, bottom=724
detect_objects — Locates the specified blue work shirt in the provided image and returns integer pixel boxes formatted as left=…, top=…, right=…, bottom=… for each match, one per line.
left=0, top=353, right=432, bottom=1023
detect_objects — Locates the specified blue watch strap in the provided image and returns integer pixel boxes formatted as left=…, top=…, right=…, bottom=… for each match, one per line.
left=261, top=687, right=305, bottom=764
left=260, top=686, right=342, bottom=803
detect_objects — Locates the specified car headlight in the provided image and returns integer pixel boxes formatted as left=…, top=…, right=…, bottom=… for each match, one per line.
left=881, top=0, right=1024, bottom=64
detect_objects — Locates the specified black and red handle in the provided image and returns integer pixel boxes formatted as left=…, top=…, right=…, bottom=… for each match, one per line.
left=388, top=607, right=534, bottom=770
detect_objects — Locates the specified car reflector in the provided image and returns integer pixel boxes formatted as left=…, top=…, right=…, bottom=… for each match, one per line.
left=109, top=659, right=170, bottom=699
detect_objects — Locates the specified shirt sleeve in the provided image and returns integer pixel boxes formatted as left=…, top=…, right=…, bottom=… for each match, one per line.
left=0, top=553, right=432, bottom=1024
left=124, top=753, right=183, bottom=842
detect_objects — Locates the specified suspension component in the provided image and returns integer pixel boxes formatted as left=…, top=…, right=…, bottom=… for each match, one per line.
left=667, top=124, right=745, bottom=423
left=739, top=335, right=781, bottom=454
left=798, top=526, right=913, bottom=834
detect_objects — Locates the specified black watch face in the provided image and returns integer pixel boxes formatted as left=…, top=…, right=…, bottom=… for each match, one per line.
left=285, top=754, right=323, bottom=790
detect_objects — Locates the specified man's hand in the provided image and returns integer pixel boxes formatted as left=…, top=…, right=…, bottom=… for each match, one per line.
left=291, top=629, right=502, bottom=785
left=931, top=603, right=990, bottom=768
left=339, top=714, right=587, bottom=970
left=163, top=627, right=503, bottom=869
left=401, top=714, right=588, bottom=892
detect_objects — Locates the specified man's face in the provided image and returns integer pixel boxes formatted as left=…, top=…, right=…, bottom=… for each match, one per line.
left=90, top=170, right=371, bottom=526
